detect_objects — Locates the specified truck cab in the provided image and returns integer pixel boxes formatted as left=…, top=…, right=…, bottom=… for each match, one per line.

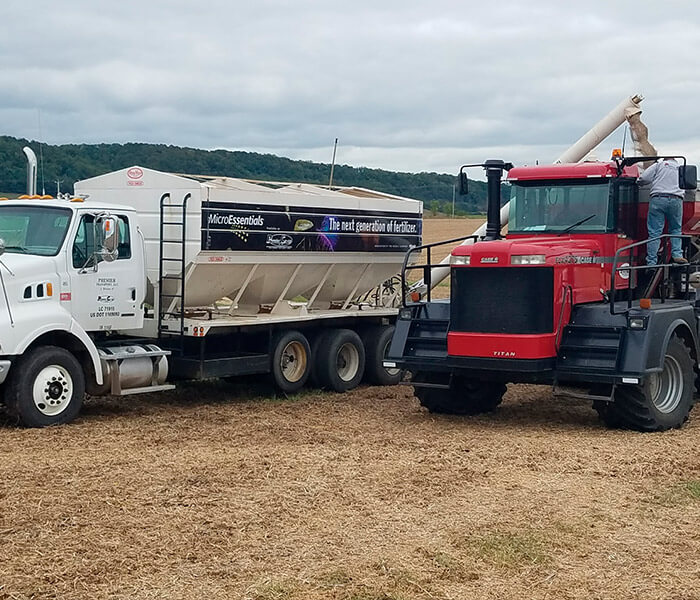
left=0, top=197, right=154, bottom=426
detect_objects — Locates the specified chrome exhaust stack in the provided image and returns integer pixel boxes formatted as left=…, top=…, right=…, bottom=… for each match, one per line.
left=22, top=146, right=38, bottom=196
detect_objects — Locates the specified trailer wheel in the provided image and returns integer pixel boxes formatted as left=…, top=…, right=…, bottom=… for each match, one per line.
left=317, top=329, right=366, bottom=392
left=362, top=325, right=402, bottom=386
left=596, top=334, right=694, bottom=431
left=414, top=373, right=506, bottom=415
left=271, top=331, right=311, bottom=393
left=5, top=346, right=85, bottom=427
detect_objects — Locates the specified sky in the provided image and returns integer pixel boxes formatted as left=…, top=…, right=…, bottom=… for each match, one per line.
left=2, top=0, right=700, bottom=177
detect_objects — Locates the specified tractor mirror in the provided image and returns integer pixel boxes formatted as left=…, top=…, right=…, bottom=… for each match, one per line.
left=96, top=215, right=119, bottom=262
left=458, top=171, right=469, bottom=195
left=679, top=164, right=698, bottom=190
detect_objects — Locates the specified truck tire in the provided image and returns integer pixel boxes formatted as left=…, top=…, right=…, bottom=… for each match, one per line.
left=316, top=329, right=366, bottom=392
left=414, top=373, right=506, bottom=415
left=595, top=334, right=694, bottom=431
left=271, top=331, right=311, bottom=393
left=362, top=325, right=402, bottom=386
left=5, top=346, right=85, bottom=427
left=308, top=330, right=330, bottom=388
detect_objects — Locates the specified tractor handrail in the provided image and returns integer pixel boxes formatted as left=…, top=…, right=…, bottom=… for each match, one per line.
left=401, top=235, right=479, bottom=306
left=609, top=233, right=693, bottom=315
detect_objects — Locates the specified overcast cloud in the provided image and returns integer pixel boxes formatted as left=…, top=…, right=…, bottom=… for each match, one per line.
left=2, top=1, right=700, bottom=176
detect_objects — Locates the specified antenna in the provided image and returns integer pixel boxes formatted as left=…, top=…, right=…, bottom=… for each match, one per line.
left=328, top=138, right=338, bottom=189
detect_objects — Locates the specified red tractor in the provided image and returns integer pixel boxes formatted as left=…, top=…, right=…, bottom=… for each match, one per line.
left=386, top=156, right=700, bottom=431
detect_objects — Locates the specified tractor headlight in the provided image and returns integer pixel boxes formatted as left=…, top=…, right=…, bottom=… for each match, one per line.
left=451, top=255, right=471, bottom=265
left=511, top=254, right=546, bottom=265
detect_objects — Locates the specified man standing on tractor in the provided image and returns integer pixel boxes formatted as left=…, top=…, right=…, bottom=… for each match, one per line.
left=639, top=157, right=688, bottom=265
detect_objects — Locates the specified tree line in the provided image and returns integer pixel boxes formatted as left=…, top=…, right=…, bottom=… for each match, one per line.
left=0, top=136, right=501, bottom=213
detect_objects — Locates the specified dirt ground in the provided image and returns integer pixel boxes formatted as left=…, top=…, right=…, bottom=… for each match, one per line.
left=1, top=219, right=699, bottom=600
left=1, top=383, right=699, bottom=600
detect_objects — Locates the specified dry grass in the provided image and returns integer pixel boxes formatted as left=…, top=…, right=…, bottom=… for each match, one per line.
left=1, top=380, right=699, bottom=600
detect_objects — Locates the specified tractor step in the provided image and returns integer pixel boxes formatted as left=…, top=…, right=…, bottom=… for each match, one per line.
left=556, top=325, right=624, bottom=374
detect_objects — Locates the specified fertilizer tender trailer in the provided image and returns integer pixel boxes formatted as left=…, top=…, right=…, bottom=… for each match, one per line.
left=0, top=164, right=422, bottom=427
left=386, top=156, right=700, bottom=431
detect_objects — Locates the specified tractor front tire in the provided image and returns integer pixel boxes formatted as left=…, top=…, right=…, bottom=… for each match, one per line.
left=595, top=334, right=694, bottom=431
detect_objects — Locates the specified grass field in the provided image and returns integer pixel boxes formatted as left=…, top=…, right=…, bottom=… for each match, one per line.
left=1, top=218, right=699, bottom=600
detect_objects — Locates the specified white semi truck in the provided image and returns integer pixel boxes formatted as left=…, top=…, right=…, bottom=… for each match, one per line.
left=0, top=162, right=422, bottom=427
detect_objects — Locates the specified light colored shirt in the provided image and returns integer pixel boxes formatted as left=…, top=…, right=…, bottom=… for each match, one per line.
left=638, top=158, right=684, bottom=197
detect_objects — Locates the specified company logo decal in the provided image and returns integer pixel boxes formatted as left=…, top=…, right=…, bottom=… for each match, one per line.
left=493, top=351, right=516, bottom=357
left=480, top=257, right=499, bottom=263
left=127, top=167, right=144, bottom=180
left=555, top=255, right=598, bottom=264
left=266, top=233, right=293, bottom=249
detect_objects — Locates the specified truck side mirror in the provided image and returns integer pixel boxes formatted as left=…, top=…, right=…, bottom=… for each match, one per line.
left=679, top=164, right=698, bottom=190
left=458, top=171, right=469, bottom=195
left=96, top=215, right=119, bottom=262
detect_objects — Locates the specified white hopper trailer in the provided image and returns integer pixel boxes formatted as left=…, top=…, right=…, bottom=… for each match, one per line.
left=0, top=163, right=422, bottom=427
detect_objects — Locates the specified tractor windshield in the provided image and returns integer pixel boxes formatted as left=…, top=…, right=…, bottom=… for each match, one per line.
left=0, top=205, right=72, bottom=256
left=508, top=179, right=613, bottom=234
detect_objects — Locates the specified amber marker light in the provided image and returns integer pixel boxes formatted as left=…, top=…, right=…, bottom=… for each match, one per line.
left=611, top=148, right=623, bottom=158
left=410, top=291, right=421, bottom=302
left=639, top=298, right=652, bottom=309
left=46, top=283, right=53, bottom=297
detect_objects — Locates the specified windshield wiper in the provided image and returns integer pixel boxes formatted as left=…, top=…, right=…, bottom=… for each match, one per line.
left=3, top=245, right=29, bottom=253
left=559, top=214, right=596, bottom=236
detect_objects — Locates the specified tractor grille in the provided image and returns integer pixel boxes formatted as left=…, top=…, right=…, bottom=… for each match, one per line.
left=451, top=267, right=554, bottom=334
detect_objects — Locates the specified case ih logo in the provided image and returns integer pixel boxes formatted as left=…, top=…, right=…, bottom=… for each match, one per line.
left=127, top=167, right=144, bottom=180
left=480, top=257, right=499, bottom=263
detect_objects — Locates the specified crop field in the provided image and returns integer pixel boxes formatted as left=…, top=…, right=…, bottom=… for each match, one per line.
left=1, top=218, right=699, bottom=600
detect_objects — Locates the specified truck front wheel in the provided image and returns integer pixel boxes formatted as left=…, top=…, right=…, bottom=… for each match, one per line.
left=414, top=373, right=506, bottom=415
left=596, top=334, right=694, bottom=431
left=5, top=346, right=85, bottom=427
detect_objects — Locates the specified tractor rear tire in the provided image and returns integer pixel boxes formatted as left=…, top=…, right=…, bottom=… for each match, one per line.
left=413, top=373, right=506, bottom=415
left=594, top=334, right=694, bottom=431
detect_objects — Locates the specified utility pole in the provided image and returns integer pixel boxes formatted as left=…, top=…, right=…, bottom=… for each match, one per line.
left=452, top=184, right=456, bottom=218
left=328, top=138, right=338, bottom=189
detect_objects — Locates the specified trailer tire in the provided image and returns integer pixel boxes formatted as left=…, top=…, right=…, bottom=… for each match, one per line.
left=316, top=329, right=366, bottom=392
left=308, top=330, right=330, bottom=388
left=362, top=325, right=402, bottom=386
left=414, top=373, right=506, bottom=415
left=5, top=346, right=85, bottom=427
left=271, top=331, right=311, bottom=393
left=595, top=334, right=694, bottom=431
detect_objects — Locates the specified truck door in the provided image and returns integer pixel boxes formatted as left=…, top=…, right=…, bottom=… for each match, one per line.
left=69, top=213, right=143, bottom=332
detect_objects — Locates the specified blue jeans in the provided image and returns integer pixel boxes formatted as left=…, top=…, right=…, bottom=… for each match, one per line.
left=646, top=195, right=683, bottom=265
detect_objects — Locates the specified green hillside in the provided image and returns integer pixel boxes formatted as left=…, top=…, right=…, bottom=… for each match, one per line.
left=0, top=136, right=495, bottom=214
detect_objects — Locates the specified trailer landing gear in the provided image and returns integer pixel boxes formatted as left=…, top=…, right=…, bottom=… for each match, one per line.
left=413, top=373, right=506, bottom=415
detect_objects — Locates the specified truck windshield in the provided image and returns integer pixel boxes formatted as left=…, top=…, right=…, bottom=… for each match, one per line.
left=508, top=179, right=613, bottom=234
left=0, top=205, right=72, bottom=256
